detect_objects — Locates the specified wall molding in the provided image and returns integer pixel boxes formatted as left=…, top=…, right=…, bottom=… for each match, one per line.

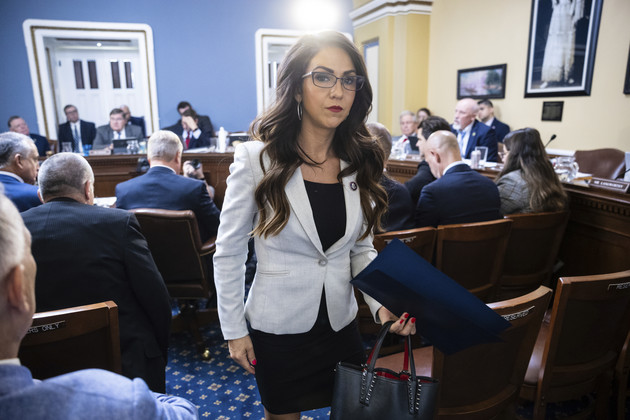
left=350, top=0, right=433, bottom=28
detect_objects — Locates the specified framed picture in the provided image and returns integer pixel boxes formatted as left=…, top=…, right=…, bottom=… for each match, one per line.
left=624, top=44, right=630, bottom=94
left=524, top=0, right=603, bottom=97
left=541, top=101, right=564, bottom=121
left=457, top=64, right=507, bottom=99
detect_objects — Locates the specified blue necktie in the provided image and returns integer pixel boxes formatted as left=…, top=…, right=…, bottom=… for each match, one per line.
left=72, top=125, right=80, bottom=152
left=458, top=130, right=465, bottom=155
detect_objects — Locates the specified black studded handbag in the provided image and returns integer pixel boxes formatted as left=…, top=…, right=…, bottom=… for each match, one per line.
left=330, top=321, right=439, bottom=419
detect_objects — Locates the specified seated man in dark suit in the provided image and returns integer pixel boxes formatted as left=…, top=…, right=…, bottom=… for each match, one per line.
left=367, top=122, right=413, bottom=232
left=451, top=98, right=498, bottom=162
left=163, top=101, right=215, bottom=144
left=177, top=108, right=212, bottom=150
left=115, top=130, right=220, bottom=241
left=57, top=104, right=97, bottom=153
left=414, top=130, right=501, bottom=228
left=404, top=116, right=451, bottom=205
left=21, top=153, right=172, bottom=393
left=120, top=104, right=146, bottom=139
left=93, top=108, right=143, bottom=150
left=7, top=116, right=50, bottom=157
left=0, top=194, right=197, bottom=419
left=0, top=132, right=41, bottom=212
left=477, top=99, right=510, bottom=143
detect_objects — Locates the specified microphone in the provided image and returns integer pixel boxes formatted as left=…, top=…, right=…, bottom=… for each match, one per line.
left=544, top=134, right=557, bottom=148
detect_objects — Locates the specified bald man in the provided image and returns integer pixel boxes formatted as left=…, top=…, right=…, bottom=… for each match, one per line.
left=21, top=153, right=171, bottom=392
left=414, top=130, right=501, bottom=227
left=0, top=193, right=197, bottom=419
left=451, top=98, right=498, bottom=162
left=120, top=105, right=146, bottom=138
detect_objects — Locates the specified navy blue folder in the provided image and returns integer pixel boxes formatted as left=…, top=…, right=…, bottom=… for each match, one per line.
left=352, top=238, right=511, bottom=354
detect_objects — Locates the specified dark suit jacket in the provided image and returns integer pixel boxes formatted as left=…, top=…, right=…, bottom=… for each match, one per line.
left=163, top=115, right=214, bottom=150
left=490, top=118, right=510, bottom=143
left=414, top=163, right=501, bottom=227
left=115, top=166, right=221, bottom=241
left=404, top=160, right=436, bottom=205
left=21, top=199, right=172, bottom=393
left=380, top=175, right=414, bottom=232
left=30, top=133, right=50, bottom=157
left=451, top=120, right=498, bottom=162
left=0, top=174, right=41, bottom=212
left=128, top=116, right=146, bottom=138
left=57, top=120, right=97, bottom=151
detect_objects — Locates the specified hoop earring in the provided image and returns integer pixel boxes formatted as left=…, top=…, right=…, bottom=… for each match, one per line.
left=297, top=101, right=303, bottom=121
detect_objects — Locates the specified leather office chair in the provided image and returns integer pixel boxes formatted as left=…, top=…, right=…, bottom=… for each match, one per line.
left=373, top=226, right=437, bottom=261
left=614, top=331, right=630, bottom=420
left=520, top=270, right=630, bottom=420
left=496, top=211, right=569, bottom=301
left=435, top=219, right=513, bottom=302
left=573, top=148, right=626, bottom=179
left=376, top=286, right=552, bottom=419
left=130, top=208, right=216, bottom=360
left=18, top=301, right=122, bottom=379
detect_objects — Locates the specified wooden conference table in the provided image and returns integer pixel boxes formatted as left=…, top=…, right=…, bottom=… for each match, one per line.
left=87, top=153, right=630, bottom=278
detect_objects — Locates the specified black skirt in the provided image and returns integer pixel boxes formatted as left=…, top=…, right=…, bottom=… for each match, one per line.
left=249, top=294, right=366, bottom=414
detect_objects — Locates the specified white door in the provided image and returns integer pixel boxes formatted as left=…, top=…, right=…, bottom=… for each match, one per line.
left=49, top=43, right=144, bottom=128
left=23, top=20, right=159, bottom=140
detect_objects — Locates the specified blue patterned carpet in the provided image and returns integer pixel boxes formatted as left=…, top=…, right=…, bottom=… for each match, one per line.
left=166, top=321, right=629, bottom=419
left=166, top=321, right=331, bottom=420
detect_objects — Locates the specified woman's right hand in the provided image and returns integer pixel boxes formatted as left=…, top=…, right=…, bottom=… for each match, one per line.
left=228, top=335, right=257, bottom=374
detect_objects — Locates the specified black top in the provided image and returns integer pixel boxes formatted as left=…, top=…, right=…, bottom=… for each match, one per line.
left=304, top=180, right=345, bottom=252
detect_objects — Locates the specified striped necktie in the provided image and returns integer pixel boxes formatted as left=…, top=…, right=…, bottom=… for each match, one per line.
left=72, top=125, right=80, bottom=152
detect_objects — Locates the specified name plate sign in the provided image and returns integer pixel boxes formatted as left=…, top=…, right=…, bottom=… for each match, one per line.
left=27, top=320, right=66, bottom=334
left=89, top=148, right=112, bottom=156
left=589, top=177, right=630, bottom=193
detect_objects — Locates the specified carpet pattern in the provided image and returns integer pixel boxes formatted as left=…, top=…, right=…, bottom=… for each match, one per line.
left=166, top=321, right=630, bottom=419
left=166, top=322, right=330, bottom=419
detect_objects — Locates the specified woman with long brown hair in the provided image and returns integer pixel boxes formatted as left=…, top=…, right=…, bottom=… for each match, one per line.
left=213, top=31, right=415, bottom=420
left=496, top=127, right=568, bottom=214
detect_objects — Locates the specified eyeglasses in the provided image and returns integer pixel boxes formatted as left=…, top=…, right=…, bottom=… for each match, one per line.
left=302, top=71, right=365, bottom=91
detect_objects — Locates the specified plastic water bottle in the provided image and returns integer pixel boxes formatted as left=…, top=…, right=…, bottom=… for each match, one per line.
left=218, top=127, right=227, bottom=153
left=470, top=150, right=481, bottom=169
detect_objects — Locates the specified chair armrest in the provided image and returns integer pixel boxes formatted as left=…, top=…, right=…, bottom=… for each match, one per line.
left=200, top=237, right=216, bottom=256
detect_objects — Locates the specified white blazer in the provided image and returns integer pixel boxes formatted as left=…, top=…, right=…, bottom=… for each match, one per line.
left=213, top=141, right=382, bottom=340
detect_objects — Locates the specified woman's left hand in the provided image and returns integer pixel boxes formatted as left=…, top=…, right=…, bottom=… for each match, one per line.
left=378, top=306, right=416, bottom=336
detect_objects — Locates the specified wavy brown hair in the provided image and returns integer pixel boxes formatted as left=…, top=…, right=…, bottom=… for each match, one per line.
left=496, top=128, right=568, bottom=212
left=250, top=31, right=387, bottom=239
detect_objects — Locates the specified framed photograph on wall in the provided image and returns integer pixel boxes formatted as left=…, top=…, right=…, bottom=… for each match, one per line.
left=457, top=64, right=507, bottom=99
left=624, top=44, right=630, bottom=94
left=524, top=0, right=603, bottom=97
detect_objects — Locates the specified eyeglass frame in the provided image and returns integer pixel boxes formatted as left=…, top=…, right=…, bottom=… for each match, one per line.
left=301, top=71, right=365, bottom=91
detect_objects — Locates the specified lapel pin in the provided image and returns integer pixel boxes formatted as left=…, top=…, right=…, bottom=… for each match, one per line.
left=350, top=181, right=357, bottom=191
